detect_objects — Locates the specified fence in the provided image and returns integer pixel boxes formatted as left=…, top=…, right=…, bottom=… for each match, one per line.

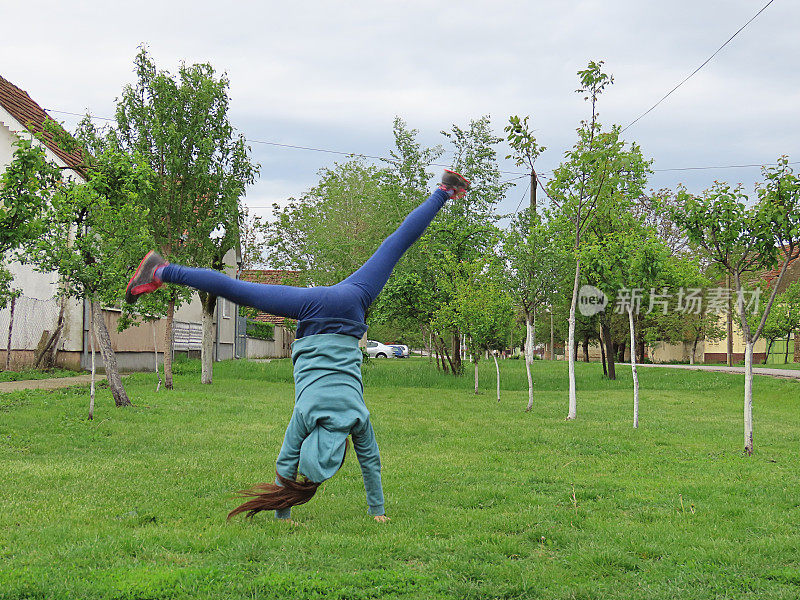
left=172, top=320, right=202, bottom=352
left=0, top=295, right=62, bottom=351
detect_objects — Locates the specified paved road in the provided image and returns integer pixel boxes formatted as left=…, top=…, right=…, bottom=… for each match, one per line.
left=0, top=374, right=97, bottom=394
left=635, top=363, right=800, bottom=380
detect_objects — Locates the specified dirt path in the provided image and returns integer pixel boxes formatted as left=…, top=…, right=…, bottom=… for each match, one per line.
left=635, top=363, right=800, bottom=380
left=0, top=375, right=97, bottom=393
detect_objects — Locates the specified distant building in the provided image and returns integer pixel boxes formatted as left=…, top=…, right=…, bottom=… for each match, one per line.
left=238, top=269, right=298, bottom=358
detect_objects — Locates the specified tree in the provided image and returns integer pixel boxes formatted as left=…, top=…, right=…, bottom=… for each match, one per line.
left=547, top=61, right=651, bottom=417
left=503, top=210, right=565, bottom=411
left=115, top=47, right=258, bottom=387
left=505, top=115, right=546, bottom=212
left=429, top=116, right=510, bottom=374
left=267, top=159, right=392, bottom=286
left=15, top=122, right=155, bottom=408
left=671, top=158, right=800, bottom=453
left=583, top=229, right=670, bottom=428
left=452, top=253, right=514, bottom=399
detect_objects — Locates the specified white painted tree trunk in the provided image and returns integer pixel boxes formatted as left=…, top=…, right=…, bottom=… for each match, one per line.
left=474, top=361, right=479, bottom=394
left=493, top=353, right=500, bottom=402
left=88, top=306, right=96, bottom=421
left=525, top=315, right=534, bottom=412
left=567, top=260, right=581, bottom=420
left=201, top=306, right=215, bottom=385
left=744, top=340, right=754, bottom=454
left=628, top=307, right=639, bottom=429
left=153, top=321, right=161, bottom=392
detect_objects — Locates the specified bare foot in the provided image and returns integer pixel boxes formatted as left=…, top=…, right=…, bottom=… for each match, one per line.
left=374, top=515, right=390, bottom=523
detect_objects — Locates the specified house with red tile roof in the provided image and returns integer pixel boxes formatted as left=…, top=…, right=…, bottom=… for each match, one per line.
left=0, top=75, right=245, bottom=369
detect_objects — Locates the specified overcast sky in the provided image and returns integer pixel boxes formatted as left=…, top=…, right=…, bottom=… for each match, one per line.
left=3, top=0, right=797, bottom=218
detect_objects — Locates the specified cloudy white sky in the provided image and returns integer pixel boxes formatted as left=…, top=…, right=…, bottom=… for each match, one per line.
left=3, top=0, right=797, bottom=218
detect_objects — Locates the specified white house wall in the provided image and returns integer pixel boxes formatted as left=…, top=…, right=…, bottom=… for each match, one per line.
left=1, top=110, right=86, bottom=356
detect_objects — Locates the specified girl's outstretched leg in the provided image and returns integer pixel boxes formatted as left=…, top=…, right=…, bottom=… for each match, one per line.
left=340, top=170, right=470, bottom=310
left=125, top=252, right=323, bottom=320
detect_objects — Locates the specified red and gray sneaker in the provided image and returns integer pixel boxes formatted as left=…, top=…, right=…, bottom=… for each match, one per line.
left=125, top=251, right=168, bottom=304
left=439, top=169, right=471, bottom=198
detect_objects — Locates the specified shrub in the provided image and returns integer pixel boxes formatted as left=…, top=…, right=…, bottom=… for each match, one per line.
left=246, top=319, right=274, bottom=341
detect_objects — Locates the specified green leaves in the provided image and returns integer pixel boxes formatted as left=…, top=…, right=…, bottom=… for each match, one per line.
left=115, top=48, right=258, bottom=272
left=504, top=115, right=545, bottom=170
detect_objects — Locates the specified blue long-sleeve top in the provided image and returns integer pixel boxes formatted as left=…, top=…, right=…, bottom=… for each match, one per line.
left=274, top=333, right=384, bottom=518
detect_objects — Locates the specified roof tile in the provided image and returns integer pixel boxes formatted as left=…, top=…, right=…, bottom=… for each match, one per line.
left=0, top=75, right=86, bottom=177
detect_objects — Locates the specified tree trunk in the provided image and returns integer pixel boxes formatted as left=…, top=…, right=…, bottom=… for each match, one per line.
left=764, top=339, right=774, bottom=365
left=549, top=311, right=554, bottom=360
left=451, top=329, right=463, bottom=375
left=727, top=273, right=733, bottom=367
left=599, top=323, right=608, bottom=377
left=153, top=321, right=162, bottom=392
left=439, top=336, right=456, bottom=375
left=525, top=314, right=535, bottom=412
left=493, top=352, right=500, bottom=402
left=784, top=337, right=790, bottom=364
left=602, top=321, right=616, bottom=380
left=200, top=292, right=217, bottom=385
left=628, top=307, right=640, bottom=429
left=88, top=305, right=96, bottom=421
left=567, top=260, right=580, bottom=420
left=427, top=330, right=432, bottom=364
left=616, top=340, right=625, bottom=364
left=582, top=335, right=590, bottom=362
left=474, top=361, right=479, bottom=394
left=35, top=294, right=67, bottom=369
left=164, top=292, right=175, bottom=389
left=744, top=339, right=754, bottom=455
left=5, top=296, right=15, bottom=370
left=91, top=300, right=131, bottom=407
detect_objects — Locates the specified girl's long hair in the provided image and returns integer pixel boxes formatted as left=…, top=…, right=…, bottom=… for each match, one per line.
left=227, top=438, right=349, bottom=520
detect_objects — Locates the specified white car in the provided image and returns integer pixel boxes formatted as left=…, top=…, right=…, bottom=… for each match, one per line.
left=365, top=340, right=396, bottom=358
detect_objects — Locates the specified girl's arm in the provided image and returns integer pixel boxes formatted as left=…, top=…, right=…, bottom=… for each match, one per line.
left=273, top=411, right=309, bottom=519
left=351, top=419, right=385, bottom=517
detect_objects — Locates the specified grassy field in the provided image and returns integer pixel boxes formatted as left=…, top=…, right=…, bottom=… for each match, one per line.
left=2, top=357, right=800, bottom=599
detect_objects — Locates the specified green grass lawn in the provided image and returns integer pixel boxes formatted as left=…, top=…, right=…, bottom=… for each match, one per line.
left=2, top=357, right=800, bottom=599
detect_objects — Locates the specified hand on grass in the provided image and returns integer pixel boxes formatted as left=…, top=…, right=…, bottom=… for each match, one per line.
left=374, top=515, right=390, bottom=523
left=278, top=518, right=304, bottom=527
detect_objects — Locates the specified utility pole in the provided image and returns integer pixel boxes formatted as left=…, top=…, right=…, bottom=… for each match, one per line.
left=530, top=170, right=537, bottom=214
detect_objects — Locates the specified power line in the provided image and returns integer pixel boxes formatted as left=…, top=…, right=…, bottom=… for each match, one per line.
left=621, top=0, right=776, bottom=133
left=44, top=107, right=796, bottom=182
left=44, top=108, right=530, bottom=176
left=653, top=160, right=800, bottom=172
left=512, top=181, right=532, bottom=215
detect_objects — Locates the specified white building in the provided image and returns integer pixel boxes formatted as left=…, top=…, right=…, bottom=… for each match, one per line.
left=0, top=74, right=243, bottom=371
